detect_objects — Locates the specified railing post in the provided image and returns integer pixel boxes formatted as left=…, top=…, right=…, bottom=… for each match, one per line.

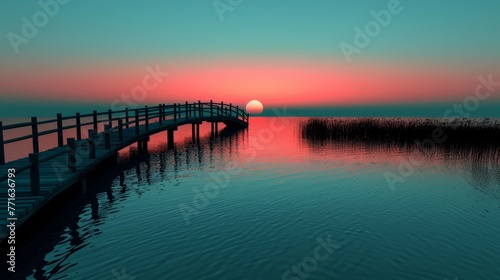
left=93, top=110, right=98, bottom=131
left=118, top=119, right=123, bottom=142
left=88, top=129, right=96, bottom=159
left=108, top=109, right=113, bottom=128
left=135, top=109, right=140, bottom=136
left=57, top=113, right=63, bottom=147
left=125, top=108, right=129, bottom=128
left=0, top=121, right=4, bottom=165
left=145, top=106, right=149, bottom=131
left=76, top=113, right=81, bottom=140
left=174, top=103, right=177, bottom=122
left=178, top=103, right=182, bottom=119
left=104, top=125, right=111, bottom=149
left=221, top=101, right=224, bottom=116
left=159, top=104, right=163, bottom=125
left=185, top=101, right=188, bottom=119
left=229, top=103, right=232, bottom=117
left=198, top=100, right=202, bottom=117
left=193, top=102, right=196, bottom=117
left=29, top=153, right=40, bottom=194
left=31, top=117, right=39, bottom=153
left=67, top=138, right=76, bottom=172
left=236, top=106, right=239, bottom=120
left=210, top=100, right=213, bottom=117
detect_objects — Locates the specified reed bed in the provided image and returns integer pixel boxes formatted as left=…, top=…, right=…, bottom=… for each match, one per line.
left=300, top=117, right=500, bottom=161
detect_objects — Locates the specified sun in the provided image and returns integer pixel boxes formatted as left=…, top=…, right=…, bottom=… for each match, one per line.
left=245, top=100, right=264, bottom=114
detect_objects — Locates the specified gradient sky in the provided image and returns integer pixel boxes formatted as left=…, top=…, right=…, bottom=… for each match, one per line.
left=1, top=0, right=499, bottom=116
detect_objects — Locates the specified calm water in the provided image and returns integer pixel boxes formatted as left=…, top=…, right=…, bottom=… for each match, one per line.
left=2, top=117, right=500, bottom=280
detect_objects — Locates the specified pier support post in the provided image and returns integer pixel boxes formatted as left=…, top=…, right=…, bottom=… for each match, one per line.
left=196, top=123, right=200, bottom=145
left=192, top=123, right=196, bottom=143
left=138, top=137, right=149, bottom=152
left=88, top=129, right=96, bottom=159
left=67, top=138, right=76, bottom=172
left=29, top=153, right=40, bottom=194
left=215, top=122, right=218, bottom=137
left=210, top=122, right=214, bottom=139
left=168, top=129, right=175, bottom=149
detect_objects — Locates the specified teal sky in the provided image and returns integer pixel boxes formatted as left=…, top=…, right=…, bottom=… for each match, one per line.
left=1, top=0, right=500, bottom=60
left=1, top=0, right=499, bottom=117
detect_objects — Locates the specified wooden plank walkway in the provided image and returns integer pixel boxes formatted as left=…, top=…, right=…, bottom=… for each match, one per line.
left=0, top=103, right=248, bottom=243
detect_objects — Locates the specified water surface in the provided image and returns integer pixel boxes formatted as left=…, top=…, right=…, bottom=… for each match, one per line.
left=3, top=117, right=500, bottom=280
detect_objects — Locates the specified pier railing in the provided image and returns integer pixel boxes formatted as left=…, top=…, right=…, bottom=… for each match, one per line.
left=0, top=101, right=248, bottom=191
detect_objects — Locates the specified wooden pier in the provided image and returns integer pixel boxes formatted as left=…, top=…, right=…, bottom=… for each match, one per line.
left=0, top=101, right=248, bottom=242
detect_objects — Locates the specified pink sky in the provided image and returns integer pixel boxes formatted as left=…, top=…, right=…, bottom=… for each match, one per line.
left=1, top=58, right=498, bottom=107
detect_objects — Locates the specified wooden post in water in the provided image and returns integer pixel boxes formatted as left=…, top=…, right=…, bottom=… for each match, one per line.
left=167, top=129, right=175, bottom=149
left=76, top=113, right=82, bottom=140
left=196, top=123, right=200, bottom=145
left=104, top=125, right=111, bottom=149
left=118, top=119, right=123, bottom=142
left=192, top=123, right=196, bottom=143
left=88, top=129, right=96, bottom=159
left=67, top=138, right=76, bottom=172
left=29, top=153, right=40, bottom=194
left=0, top=121, right=4, bottom=165
left=57, top=113, right=63, bottom=147
left=31, top=117, right=39, bottom=154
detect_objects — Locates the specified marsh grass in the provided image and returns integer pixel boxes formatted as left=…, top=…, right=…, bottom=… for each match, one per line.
left=300, top=117, right=500, bottom=162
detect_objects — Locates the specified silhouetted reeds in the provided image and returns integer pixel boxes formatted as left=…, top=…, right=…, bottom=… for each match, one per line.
left=300, top=117, right=500, bottom=162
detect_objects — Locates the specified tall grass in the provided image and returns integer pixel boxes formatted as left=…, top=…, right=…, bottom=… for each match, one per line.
left=300, top=117, right=500, bottom=161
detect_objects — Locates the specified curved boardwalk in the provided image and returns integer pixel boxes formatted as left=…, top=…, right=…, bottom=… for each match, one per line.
left=0, top=101, right=248, bottom=242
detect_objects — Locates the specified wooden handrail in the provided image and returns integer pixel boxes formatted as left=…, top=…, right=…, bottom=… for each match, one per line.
left=0, top=101, right=249, bottom=166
